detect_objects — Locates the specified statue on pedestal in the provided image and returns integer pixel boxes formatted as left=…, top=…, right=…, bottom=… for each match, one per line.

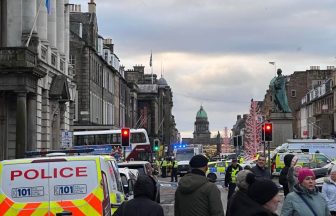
left=269, top=68, right=291, bottom=113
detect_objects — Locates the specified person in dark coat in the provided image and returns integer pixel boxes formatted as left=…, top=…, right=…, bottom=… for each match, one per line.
left=251, top=154, right=271, bottom=179
left=112, top=175, right=164, bottom=216
left=175, top=154, right=224, bottom=216
left=227, top=172, right=279, bottom=216
left=279, top=154, right=294, bottom=196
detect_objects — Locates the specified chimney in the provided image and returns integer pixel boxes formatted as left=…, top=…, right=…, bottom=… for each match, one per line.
left=88, top=0, right=96, bottom=14
left=103, top=38, right=114, bottom=52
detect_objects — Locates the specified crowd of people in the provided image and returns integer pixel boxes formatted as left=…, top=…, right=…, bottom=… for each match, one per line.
left=174, top=153, right=335, bottom=216
left=114, top=153, right=336, bottom=216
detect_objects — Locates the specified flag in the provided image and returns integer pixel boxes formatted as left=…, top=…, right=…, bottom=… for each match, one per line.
left=45, top=0, right=51, bottom=14
left=149, top=52, right=152, bottom=67
left=269, top=62, right=275, bottom=65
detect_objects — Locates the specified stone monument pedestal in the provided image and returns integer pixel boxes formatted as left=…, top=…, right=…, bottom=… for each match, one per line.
left=269, top=112, right=294, bottom=148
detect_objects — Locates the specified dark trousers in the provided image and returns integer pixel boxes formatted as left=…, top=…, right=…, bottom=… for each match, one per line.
left=161, top=166, right=167, bottom=178
left=227, top=183, right=236, bottom=200
left=171, top=168, right=178, bottom=182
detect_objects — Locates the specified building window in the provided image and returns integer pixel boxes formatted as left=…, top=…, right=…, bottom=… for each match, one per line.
left=60, top=60, right=65, bottom=72
left=291, top=90, right=296, bottom=97
left=41, top=46, right=48, bottom=61
left=51, top=53, right=57, bottom=67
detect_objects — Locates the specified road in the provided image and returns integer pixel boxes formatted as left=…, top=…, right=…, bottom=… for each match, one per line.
left=158, top=176, right=284, bottom=216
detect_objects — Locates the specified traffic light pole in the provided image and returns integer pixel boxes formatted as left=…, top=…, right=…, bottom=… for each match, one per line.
left=267, top=141, right=271, bottom=174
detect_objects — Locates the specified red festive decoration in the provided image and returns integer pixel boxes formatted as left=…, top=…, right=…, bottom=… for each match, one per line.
left=244, top=99, right=263, bottom=159
left=222, top=127, right=233, bottom=153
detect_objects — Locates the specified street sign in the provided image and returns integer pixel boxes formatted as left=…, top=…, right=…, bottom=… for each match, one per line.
left=61, top=130, right=73, bottom=148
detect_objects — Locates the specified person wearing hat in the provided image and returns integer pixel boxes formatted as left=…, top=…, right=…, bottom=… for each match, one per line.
left=279, top=154, right=295, bottom=197
left=322, top=165, right=336, bottom=216
left=174, top=154, right=224, bottom=216
left=281, top=168, right=330, bottom=216
left=224, top=158, right=243, bottom=201
left=112, top=175, right=164, bottom=216
left=228, top=172, right=279, bottom=216
left=226, top=170, right=253, bottom=216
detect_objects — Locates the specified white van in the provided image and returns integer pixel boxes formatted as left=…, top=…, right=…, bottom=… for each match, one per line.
left=0, top=155, right=126, bottom=216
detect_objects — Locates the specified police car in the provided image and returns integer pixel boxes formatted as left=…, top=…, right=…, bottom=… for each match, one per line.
left=206, top=161, right=228, bottom=181
left=0, top=152, right=127, bottom=216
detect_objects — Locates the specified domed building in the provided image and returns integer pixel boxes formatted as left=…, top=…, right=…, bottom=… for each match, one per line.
left=193, top=106, right=211, bottom=144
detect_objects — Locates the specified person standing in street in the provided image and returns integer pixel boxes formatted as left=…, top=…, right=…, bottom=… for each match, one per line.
left=281, top=168, right=330, bottom=216
left=322, top=166, right=336, bottom=216
left=171, top=157, right=178, bottom=182
left=251, top=154, right=271, bottom=179
left=224, top=158, right=243, bottom=200
left=160, top=158, right=167, bottom=178
left=279, top=154, right=295, bottom=197
left=112, top=175, right=164, bottom=216
left=174, top=154, right=224, bottom=216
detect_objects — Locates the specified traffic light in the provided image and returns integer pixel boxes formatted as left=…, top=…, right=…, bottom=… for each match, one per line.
left=264, top=123, right=272, bottom=141
left=233, top=136, right=238, bottom=146
left=237, top=135, right=243, bottom=146
left=121, top=128, right=130, bottom=147
left=153, top=139, right=160, bottom=151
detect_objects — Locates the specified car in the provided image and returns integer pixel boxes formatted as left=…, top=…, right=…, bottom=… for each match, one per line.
left=316, top=161, right=336, bottom=191
left=118, top=167, right=137, bottom=200
left=118, top=161, right=160, bottom=203
left=206, top=161, right=227, bottom=182
left=0, top=154, right=126, bottom=215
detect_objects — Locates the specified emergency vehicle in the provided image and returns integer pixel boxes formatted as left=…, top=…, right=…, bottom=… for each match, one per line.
left=206, top=161, right=227, bottom=181
left=271, top=152, right=331, bottom=176
left=0, top=154, right=126, bottom=216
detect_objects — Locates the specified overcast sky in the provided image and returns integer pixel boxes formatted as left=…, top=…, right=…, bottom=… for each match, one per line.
left=71, top=0, right=336, bottom=138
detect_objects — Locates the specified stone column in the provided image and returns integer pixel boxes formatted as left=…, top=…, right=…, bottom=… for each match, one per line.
left=47, top=0, right=57, bottom=48
left=64, top=0, right=70, bottom=73
left=37, top=0, right=48, bottom=41
left=22, top=0, right=36, bottom=33
left=56, top=0, right=64, bottom=53
left=16, top=92, right=27, bottom=158
left=7, top=0, right=22, bottom=46
left=27, top=94, right=37, bottom=151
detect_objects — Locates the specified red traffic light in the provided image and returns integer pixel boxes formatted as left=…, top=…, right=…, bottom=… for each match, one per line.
left=122, top=129, right=129, bottom=136
left=265, top=124, right=272, bottom=131
left=121, top=128, right=130, bottom=147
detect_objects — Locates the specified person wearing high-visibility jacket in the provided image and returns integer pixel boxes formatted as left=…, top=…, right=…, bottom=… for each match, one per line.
left=171, top=158, right=179, bottom=182
left=224, top=158, right=243, bottom=201
left=160, top=158, right=168, bottom=178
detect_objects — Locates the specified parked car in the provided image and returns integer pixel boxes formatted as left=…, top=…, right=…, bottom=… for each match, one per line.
left=118, top=161, right=160, bottom=203
left=118, top=167, right=137, bottom=200
left=206, top=161, right=227, bottom=182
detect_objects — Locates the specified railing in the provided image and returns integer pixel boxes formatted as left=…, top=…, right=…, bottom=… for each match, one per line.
left=0, top=47, right=37, bottom=68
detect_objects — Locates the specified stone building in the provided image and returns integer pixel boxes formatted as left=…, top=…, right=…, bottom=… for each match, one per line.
left=0, top=0, right=74, bottom=159
left=69, top=2, right=134, bottom=131
left=125, top=66, right=178, bottom=155
left=193, top=106, right=211, bottom=144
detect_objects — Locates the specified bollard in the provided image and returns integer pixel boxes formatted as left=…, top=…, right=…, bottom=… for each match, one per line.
left=56, top=211, right=72, bottom=216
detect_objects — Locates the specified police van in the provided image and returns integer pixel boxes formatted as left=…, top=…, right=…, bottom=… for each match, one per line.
left=0, top=154, right=127, bottom=216
left=271, top=152, right=331, bottom=176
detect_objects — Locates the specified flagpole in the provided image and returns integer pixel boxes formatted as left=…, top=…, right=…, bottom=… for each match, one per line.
left=25, top=0, right=44, bottom=47
left=150, top=51, right=153, bottom=84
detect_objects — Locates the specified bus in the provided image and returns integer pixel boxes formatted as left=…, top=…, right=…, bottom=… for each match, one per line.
left=73, top=128, right=151, bottom=161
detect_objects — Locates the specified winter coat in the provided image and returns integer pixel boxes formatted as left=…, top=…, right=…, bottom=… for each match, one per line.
left=224, top=164, right=243, bottom=187
left=287, top=167, right=298, bottom=193
left=251, top=165, right=271, bottom=180
left=226, top=190, right=278, bottom=216
left=112, top=175, right=164, bottom=216
left=322, top=177, right=336, bottom=211
left=280, top=184, right=330, bottom=216
left=175, top=169, right=224, bottom=216
left=279, top=154, right=295, bottom=196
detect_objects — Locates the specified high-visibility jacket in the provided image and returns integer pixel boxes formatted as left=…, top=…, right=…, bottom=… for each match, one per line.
left=161, top=160, right=168, bottom=167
